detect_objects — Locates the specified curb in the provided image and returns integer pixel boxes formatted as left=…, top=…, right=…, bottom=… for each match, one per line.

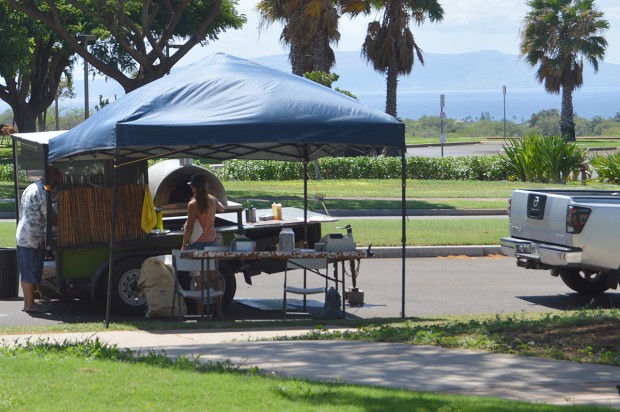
left=367, top=245, right=502, bottom=258
left=330, top=209, right=507, bottom=217
left=406, top=141, right=480, bottom=148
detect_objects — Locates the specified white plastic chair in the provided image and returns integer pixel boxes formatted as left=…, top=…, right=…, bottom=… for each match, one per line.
left=171, top=249, right=224, bottom=320
left=283, top=258, right=328, bottom=319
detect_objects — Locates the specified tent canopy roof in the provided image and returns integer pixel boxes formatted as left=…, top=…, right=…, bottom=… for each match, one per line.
left=42, top=54, right=403, bottom=163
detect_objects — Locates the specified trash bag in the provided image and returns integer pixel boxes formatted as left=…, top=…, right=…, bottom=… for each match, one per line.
left=314, top=287, right=342, bottom=319
left=138, top=257, right=185, bottom=318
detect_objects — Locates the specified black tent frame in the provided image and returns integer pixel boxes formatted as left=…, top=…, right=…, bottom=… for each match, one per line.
left=103, top=144, right=407, bottom=327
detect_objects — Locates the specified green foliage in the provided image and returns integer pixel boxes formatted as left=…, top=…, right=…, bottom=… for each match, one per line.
left=212, top=159, right=303, bottom=181
left=303, top=71, right=340, bottom=87
left=303, top=71, right=358, bottom=100
left=0, top=164, right=14, bottom=181
left=501, top=134, right=586, bottom=183
left=406, top=156, right=510, bottom=181
left=404, top=110, right=620, bottom=140
left=590, top=152, right=620, bottom=184
left=211, top=156, right=512, bottom=181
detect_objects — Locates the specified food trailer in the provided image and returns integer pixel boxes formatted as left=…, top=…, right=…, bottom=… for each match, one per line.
left=12, top=142, right=327, bottom=314
left=13, top=54, right=406, bottom=318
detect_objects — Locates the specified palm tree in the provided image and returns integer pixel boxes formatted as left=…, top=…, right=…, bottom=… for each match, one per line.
left=520, top=0, right=608, bottom=141
left=257, top=0, right=340, bottom=76
left=341, top=0, right=444, bottom=118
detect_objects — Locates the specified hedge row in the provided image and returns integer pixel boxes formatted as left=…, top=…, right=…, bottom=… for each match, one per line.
left=0, top=156, right=513, bottom=182
left=0, top=164, right=13, bottom=181
left=203, top=156, right=512, bottom=181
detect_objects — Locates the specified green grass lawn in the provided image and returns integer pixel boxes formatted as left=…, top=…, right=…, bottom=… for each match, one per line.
left=224, top=179, right=614, bottom=211
left=0, top=218, right=508, bottom=248
left=326, top=218, right=507, bottom=246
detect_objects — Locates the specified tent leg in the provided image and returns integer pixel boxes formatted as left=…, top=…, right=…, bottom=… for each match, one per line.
left=401, top=149, right=407, bottom=318
left=104, top=154, right=119, bottom=328
left=303, top=159, right=308, bottom=248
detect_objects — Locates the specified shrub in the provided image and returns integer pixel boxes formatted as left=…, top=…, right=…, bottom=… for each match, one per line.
left=211, top=156, right=512, bottom=181
left=589, top=152, right=620, bottom=184
left=501, top=134, right=586, bottom=183
left=0, top=164, right=13, bottom=181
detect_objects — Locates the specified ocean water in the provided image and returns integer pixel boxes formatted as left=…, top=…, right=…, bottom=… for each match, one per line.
left=355, top=86, right=620, bottom=121
left=2, top=85, right=618, bottom=123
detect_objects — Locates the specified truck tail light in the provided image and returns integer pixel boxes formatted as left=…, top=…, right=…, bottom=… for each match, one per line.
left=566, top=206, right=591, bottom=234
left=507, top=197, right=512, bottom=214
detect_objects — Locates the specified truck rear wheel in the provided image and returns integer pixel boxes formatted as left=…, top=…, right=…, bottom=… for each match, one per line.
left=557, top=269, right=609, bottom=295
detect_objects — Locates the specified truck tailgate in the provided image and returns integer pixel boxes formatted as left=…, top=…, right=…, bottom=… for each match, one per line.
left=509, top=190, right=570, bottom=246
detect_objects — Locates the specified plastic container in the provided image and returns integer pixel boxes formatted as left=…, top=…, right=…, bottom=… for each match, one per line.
left=0, top=248, right=19, bottom=298
left=279, top=227, right=295, bottom=251
left=245, top=206, right=256, bottom=223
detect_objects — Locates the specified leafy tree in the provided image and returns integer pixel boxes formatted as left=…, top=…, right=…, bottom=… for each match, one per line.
left=0, top=1, right=75, bottom=132
left=303, top=71, right=357, bottom=98
left=9, top=0, right=246, bottom=93
left=520, top=0, right=608, bottom=141
left=341, top=0, right=443, bottom=118
left=257, top=0, right=340, bottom=76
left=525, top=109, right=561, bottom=136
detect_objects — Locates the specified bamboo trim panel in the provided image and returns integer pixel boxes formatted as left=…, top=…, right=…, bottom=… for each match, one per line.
left=57, top=184, right=148, bottom=247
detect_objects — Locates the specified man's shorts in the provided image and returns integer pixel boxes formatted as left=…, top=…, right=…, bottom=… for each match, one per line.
left=16, top=246, right=45, bottom=284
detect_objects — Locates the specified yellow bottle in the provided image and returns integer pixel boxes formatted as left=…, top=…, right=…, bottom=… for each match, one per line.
left=276, top=203, right=283, bottom=220
left=155, top=208, right=164, bottom=231
left=272, top=202, right=278, bottom=220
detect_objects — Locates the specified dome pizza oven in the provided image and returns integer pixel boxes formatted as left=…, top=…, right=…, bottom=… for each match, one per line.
left=148, top=159, right=235, bottom=218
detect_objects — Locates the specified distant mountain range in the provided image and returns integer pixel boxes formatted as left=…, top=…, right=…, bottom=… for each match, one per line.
left=254, top=50, right=620, bottom=92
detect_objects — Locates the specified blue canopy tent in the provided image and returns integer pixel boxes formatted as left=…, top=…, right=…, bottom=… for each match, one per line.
left=49, top=54, right=404, bottom=162
left=45, top=54, right=407, bottom=325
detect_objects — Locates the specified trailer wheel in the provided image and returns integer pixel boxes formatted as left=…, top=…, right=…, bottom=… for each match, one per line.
left=111, top=258, right=147, bottom=315
left=558, top=269, right=609, bottom=295
left=185, top=264, right=237, bottom=309
left=222, top=272, right=236, bottom=308
left=213, top=261, right=236, bottom=309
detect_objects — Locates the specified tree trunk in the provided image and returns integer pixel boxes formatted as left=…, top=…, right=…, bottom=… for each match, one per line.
left=289, top=42, right=304, bottom=76
left=382, top=61, right=400, bottom=156
left=312, top=30, right=331, bottom=73
left=11, top=104, right=38, bottom=133
left=385, top=63, right=398, bottom=117
left=560, top=83, right=576, bottom=141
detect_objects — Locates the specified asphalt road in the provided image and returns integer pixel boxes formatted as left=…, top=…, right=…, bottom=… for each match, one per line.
left=2, top=256, right=619, bottom=327
left=407, top=141, right=506, bottom=158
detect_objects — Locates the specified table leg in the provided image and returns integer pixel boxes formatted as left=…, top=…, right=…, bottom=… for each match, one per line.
left=341, top=261, right=346, bottom=319
left=200, top=259, right=205, bottom=319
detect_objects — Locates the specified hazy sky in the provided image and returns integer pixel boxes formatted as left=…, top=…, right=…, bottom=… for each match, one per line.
left=180, top=0, right=620, bottom=65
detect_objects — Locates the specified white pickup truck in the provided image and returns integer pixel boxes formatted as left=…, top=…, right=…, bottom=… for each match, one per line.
left=501, top=189, right=620, bottom=295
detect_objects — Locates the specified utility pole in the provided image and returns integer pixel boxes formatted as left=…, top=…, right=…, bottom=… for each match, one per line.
left=80, top=35, right=97, bottom=120
left=440, top=94, right=446, bottom=158
left=503, top=85, right=507, bottom=139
